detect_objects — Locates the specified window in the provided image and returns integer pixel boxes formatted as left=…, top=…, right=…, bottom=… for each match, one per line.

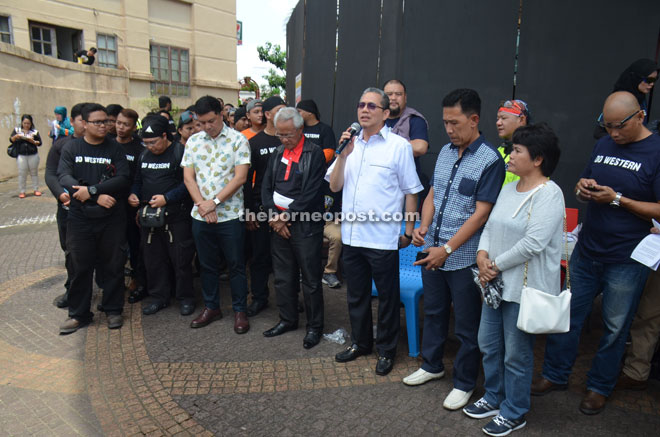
left=150, top=44, right=190, bottom=96
left=30, top=23, right=56, bottom=57
left=0, top=16, right=12, bottom=44
left=97, top=33, right=117, bottom=68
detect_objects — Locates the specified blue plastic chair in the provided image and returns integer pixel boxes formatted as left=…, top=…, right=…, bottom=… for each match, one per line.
left=371, top=222, right=425, bottom=357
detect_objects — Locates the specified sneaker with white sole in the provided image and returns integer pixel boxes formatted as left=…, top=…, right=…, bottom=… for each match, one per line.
left=482, top=414, right=526, bottom=436
left=463, top=397, right=500, bottom=419
left=443, top=387, right=474, bottom=410
left=402, top=368, right=445, bottom=386
left=322, top=273, right=341, bottom=288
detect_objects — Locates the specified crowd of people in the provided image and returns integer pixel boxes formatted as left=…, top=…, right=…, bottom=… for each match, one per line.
left=7, top=57, right=659, bottom=436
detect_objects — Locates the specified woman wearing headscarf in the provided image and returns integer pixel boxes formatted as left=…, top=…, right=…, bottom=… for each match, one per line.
left=9, top=114, right=42, bottom=198
left=51, top=106, right=74, bottom=140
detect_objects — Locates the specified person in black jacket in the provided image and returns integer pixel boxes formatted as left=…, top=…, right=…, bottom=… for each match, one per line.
left=128, top=115, right=195, bottom=316
left=45, top=102, right=87, bottom=308
left=261, top=107, right=326, bottom=349
left=57, top=103, right=130, bottom=334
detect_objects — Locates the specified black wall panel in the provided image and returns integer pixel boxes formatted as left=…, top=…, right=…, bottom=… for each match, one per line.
left=332, top=0, right=383, bottom=140
left=377, top=0, right=404, bottom=86
left=286, top=1, right=304, bottom=107
left=516, top=0, right=660, bottom=209
left=301, top=0, right=338, bottom=126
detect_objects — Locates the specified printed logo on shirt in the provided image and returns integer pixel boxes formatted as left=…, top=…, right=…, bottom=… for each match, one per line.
left=593, top=155, right=642, bottom=172
left=304, top=133, right=320, bottom=139
left=75, top=156, right=112, bottom=164
left=260, top=146, right=277, bottom=156
left=126, top=154, right=135, bottom=162
left=141, top=162, right=171, bottom=169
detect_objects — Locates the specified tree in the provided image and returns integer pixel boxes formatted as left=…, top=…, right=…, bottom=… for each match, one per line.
left=257, top=42, right=286, bottom=98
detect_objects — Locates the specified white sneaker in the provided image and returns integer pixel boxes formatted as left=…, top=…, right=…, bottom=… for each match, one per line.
left=402, top=368, right=445, bottom=386
left=443, top=388, right=474, bottom=410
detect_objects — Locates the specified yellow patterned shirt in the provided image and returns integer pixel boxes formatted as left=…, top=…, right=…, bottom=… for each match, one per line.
left=181, top=125, right=251, bottom=222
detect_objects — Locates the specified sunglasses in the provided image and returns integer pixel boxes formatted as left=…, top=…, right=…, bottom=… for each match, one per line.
left=499, top=99, right=529, bottom=115
left=597, top=110, right=641, bottom=129
left=179, top=111, right=197, bottom=124
left=357, top=102, right=385, bottom=111
left=643, top=76, right=657, bottom=84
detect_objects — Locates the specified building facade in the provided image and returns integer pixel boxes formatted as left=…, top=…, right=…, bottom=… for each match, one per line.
left=0, top=0, right=238, bottom=178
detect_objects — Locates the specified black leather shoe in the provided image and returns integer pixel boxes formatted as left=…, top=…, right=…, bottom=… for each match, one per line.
left=128, top=286, right=148, bottom=304
left=335, top=344, right=371, bottom=363
left=180, top=302, right=195, bottom=316
left=303, top=330, right=322, bottom=349
left=263, top=321, right=297, bottom=337
left=246, top=300, right=268, bottom=317
left=142, top=301, right=168, bottom=315
left=375, top=356, right=394, bottom=376
left=53, top=293, right=68, bottom=308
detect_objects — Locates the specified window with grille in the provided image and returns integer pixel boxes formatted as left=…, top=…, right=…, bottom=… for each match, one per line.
left=0, top=16, right=12, bottom=44
left=97, top=33, right=117, bottom=68
left=30, top=23, right=56, bottom=57
left=150, top=44, right=190, bottom=97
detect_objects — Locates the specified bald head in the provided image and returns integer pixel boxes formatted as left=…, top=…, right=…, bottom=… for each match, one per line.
left=601, top=91, right=648, bottom=145
left=603, top=91, right=640, bottom=115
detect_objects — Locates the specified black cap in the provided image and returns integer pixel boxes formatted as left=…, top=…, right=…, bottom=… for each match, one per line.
left=234, top=106, right=247, bottom=121
left=140, top=115, right=169, bottom=138
left=296, top=99, right=320, bottom=120
left=262, top=96, right=286, bottom=113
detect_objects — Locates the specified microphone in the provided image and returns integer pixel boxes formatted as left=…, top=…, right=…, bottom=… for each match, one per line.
left=335, top=122, right=361, bottom=155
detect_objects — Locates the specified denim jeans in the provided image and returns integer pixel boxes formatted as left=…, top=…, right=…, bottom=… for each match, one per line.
left=479, top=301, right=534, bottom=421
left=542, top=244, right=650, bottom=396
left=192, top=218, right=248, bottom=312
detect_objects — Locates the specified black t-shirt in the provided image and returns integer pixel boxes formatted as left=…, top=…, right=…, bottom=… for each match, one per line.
left=113, top=137, right=144, bottom=184
left=303, top=122, right=336, bottom=151
left=57, top=137, right=129, bottom=219
left=246, top=131, right=281, bottom=209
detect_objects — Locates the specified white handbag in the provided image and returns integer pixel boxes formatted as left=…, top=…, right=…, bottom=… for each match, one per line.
left=516, top=187, right=571, bottom=334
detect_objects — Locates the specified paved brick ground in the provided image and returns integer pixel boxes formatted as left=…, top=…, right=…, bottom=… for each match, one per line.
left=1, top=175, right=660, bottom=436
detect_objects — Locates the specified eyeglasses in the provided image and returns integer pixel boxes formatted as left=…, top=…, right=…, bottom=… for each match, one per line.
left=141, top=138, right=161, bottom=147
left=357, top=102, right=385, bottom=111
left=179, top=111, right=197, bottom=124
left=643, top=76, right=657, bottom=84
left=87, top=119, right=112, bottom=126
left=597, top=110, right=641, bottom=129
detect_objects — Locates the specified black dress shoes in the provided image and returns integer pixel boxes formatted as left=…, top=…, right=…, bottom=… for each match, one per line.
left=142, top=301, right=168, bottom=315
left=128, top=286, right=148, bottom=304
left=375, top=356, right=394, bottom=376
left=303, top=330, right=322, bottom=349
left=180, top=302, right=195, bottom=316
left=246, top=300, right=268, bottom=317
left=263, top=321, right=298, bottom=337
left=53, top=294, right=68, bottom=308
left=335, top=344, right=371, bottom=363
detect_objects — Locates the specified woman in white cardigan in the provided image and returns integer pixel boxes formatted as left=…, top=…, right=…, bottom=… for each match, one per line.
left=465, top=123, right=564, bottom=437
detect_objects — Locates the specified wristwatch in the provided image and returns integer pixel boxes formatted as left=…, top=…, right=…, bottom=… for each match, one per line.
left=610, top=192, right=622, bottom=208
left=213, top=197, right=221, bottom=206
left=443, top=244, right=452, bottom=255
left=88, top=185, right=97, bottom=196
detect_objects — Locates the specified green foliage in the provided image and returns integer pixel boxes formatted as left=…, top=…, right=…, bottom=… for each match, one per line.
left=257, top=42, right=286, bottom=98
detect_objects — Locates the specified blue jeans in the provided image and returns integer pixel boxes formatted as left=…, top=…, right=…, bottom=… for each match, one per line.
left=479, top=301, right=534, bottom=421
left=192, top=218, right=248, bottom=312
left=542, top=244, right=650, bottom=396
left=420, top=267, right=482, bottom=391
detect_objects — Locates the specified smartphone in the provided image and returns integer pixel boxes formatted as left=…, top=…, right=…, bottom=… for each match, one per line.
left=587, top=186, right=598, bottom=191
left=415, top=251, right=429, bottom=262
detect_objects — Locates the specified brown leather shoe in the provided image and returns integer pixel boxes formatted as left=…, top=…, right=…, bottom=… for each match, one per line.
left=190, top=307, right=222, bottom=328
left=615, top=374, right=648, bottom=391
left=234, top=311, right=249, bottom=334
left=531, top=376, right=568, bottom=396
left=579, top=390, right=607, bottom=415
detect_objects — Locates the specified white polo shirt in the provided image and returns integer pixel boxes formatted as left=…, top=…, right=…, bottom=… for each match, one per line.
left=326, top=125, right=422, bottom=250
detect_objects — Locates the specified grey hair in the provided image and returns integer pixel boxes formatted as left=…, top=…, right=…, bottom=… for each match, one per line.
left=361, top=87, right=390, bottom=110
left=274, top=107, right=304, bottom=129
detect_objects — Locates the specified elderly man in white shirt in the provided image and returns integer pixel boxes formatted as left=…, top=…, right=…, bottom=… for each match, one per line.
left=327, top=87, right=422, bottom=376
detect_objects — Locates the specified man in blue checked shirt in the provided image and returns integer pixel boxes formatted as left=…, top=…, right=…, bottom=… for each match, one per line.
left=405, top=89, right=505, bottom=411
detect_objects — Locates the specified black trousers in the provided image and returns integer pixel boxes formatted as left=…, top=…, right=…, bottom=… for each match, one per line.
left=126, top=206, right=146, bottom=285
left=248, top=219, right=272, bottom=304
left=67, top=213, right=126, bottom=321
left=343, top=245, right=400, bottom=359
left=271, top=223, right=324, bottom=331
left=142, top=219, right=195, bottom=305
left=56, top=203, right=73, bottom=296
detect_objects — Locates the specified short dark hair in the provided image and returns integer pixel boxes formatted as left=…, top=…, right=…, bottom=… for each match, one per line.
left=106, top=104, right=124, bottom=117
left=382, top=79, right=407, bottom=93
left=360, top=87, right=390, bottom=112
left=70, top=103, right=88, bottom=120
left=442, top=88, right=481, bottom=117
left=89, top=47, right=97, bottom=53
left=224, top=103, right=234, bottom=109
left=511, top=123, right=561, bottom=177
left=195, top=95, right=223, bottom=116
left=119, top=108, right=139, bottom=125
left=82, top=103, right=106, bottom=121
left=158, top=96, right=172, bottom=108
